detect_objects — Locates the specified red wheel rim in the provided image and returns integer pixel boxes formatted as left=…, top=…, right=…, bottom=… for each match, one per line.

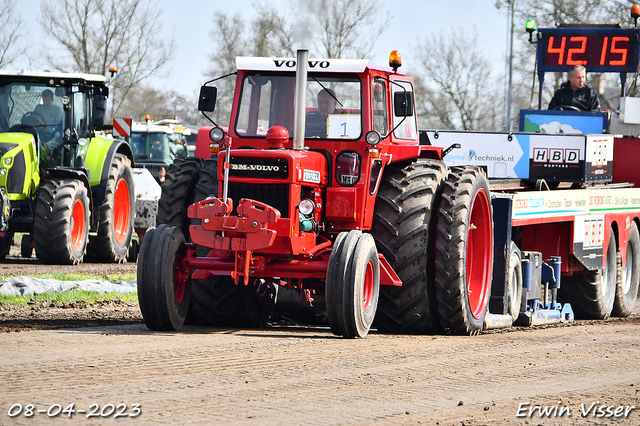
left=173, top=252, right=188, bottom=304
left=70, top=199, right=86, bottom=250
left=363, top=259, right=375, bottom=312
left=466, top=188, right=492, bottom=319
left=113, top=178, right=130, bottom=244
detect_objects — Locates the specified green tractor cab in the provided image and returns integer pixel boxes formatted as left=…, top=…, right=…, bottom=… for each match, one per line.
left=0, top=70, right=135, bottom=264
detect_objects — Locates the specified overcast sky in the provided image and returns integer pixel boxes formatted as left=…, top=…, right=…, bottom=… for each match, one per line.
left=16, top=0, right=509, bottom=97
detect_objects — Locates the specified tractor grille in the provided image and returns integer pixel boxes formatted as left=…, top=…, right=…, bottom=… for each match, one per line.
left=228, top=182, right=290, bottom=218
left=135, top=162, right=169, bottom=180
left=6, top=150, right=25, bottom=194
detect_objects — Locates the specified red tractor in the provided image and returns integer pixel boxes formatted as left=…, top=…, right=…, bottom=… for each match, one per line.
left=138, top=45, right=640, bottom=338
left=137, top=50, right=493, bottom=338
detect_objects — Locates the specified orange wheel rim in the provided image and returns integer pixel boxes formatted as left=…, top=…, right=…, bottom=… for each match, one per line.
left=71, top=199, right=86, bottom=250
left=113, top=178, right=130, bottom=244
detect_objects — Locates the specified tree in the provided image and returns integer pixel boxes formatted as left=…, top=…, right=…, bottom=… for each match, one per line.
left=117, top=84, right=208, bottom=126
left=38, top=0, right=173, bottom=119
left=0, top=0, right=23, bottom=68
left=415, top=29, right=504, bottom=131
left=205, top=0, right=391, bottom=127
left=299, top=0, right=391, bottom=59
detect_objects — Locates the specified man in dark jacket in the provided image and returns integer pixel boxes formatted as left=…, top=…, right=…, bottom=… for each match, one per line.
left=548, top=65, right=600, bottom=111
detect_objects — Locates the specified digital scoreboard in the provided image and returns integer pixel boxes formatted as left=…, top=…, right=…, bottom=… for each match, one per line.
left=538, top=27, right=640, bottom=73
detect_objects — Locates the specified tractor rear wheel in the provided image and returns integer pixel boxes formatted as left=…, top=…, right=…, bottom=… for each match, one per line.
left=560, top=230, right=617, bottom=319
left=156, top=157, right=206, bottom=232
left=613, top=222, right=640, bottom=317
left=326, top=230, right=380, bottom=338
left=137, top=224, right=191, bottom=331
left=371, top=159, right=447, bottom=333
left=434, top=166, right=493, bottom=335
left=34, top=179, right=90, bottom=264
left=187, top=276, right=277, bottom=327
left=86, top=154, right=134, bottom=263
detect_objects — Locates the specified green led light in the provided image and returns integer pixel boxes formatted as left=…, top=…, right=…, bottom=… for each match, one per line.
left=526, top=19, right=537, bottom=32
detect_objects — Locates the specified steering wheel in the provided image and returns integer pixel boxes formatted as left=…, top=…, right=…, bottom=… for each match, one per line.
left=553, top=105, right=581, bottom=111
left=21, top=111, right=47, bottom=127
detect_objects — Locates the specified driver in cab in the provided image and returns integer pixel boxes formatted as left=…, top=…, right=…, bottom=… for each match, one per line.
left=548, top=65, right=600, bottom=111
left=306, top=88, right=341, bottom=137
left=34, top=89, right=64, bottom=150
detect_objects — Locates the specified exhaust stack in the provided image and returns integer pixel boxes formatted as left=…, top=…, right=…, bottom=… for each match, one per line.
left=293, top=49, right=308, bottom=150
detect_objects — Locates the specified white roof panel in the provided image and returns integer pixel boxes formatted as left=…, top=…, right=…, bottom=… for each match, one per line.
left=236, top=57, right=369, bottom=73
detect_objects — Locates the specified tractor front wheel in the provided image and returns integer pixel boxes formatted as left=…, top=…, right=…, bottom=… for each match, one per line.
left=326, top=230, right=380, bottom=338
left=137, top=224, right=191, bottom=331
left=34, top=179, right=90, bottom=264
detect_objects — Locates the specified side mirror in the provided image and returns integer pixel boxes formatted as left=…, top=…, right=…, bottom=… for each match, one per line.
left=198, top=86, right=218, bottom=112
left=394, top=91, right=414, bottom=117
left=92, top=94, right=107, bottom=129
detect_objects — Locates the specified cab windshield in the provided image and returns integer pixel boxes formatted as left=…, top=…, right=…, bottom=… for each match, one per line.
left=131, top=132, right=188, bottom=161
left=235, top=73, right=362, bottom=140
left=0, top=82, right=67, bottom=152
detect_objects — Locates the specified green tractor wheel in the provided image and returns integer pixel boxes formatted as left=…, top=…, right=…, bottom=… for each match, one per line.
left=34, top=179, right=90, bottom=265
left=86, top=154, right=135, bottom=263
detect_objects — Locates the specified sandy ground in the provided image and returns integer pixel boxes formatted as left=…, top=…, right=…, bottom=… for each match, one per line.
left=0, top=299, right=639, bottom=425
left=1, top=249, right=639, bottom=425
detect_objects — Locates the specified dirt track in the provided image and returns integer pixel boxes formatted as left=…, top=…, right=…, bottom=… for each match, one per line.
left=1, top=298, right=639, bottom=425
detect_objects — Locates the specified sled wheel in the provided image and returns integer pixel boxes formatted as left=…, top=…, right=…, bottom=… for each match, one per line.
left=371, top=159, right=447, bottom=333
left=613, top=222, right=640, bottom=317
left=326, top=231, right=380, bottom=338
left=559, top=229, right=617, bottom=319
left=434, top=166, right=493, bottom=335
left=86, top=154, right=134, bottom=262
left=137, top=224, right=191, bottom=331
left=506, top=242, right=523, bottom=320
left=34, top=179, right=90, bottom=264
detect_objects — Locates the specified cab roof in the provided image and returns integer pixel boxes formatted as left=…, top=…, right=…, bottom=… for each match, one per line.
left=0, top=70, right=106, bottom=84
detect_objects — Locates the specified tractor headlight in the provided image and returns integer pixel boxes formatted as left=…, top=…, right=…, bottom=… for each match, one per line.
left=4, top=157, right=11, bottom=166
left=209, top=126, right=225, bottom=142
left=0, top=169, right=5, bottom=175
left=298, top=198, right=315, bottom=215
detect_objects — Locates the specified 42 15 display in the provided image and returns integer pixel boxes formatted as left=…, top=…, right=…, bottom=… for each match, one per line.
left=538, top=27, right=639, bottom=73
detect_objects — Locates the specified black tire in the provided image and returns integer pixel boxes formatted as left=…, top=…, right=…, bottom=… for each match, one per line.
left=613, top=222, right=640, bottom=317
left=181, top=158, right=272, bottom=327
left=434, top=166, right=493, bottom=335
left=137, top=224, right=192, bottom=331
left=559, top=229, right=617, bottom=319
left=326, top=231, right=380, bottom=338
left=0, top=231, right=12, bottom=260
left=188, top=276, right=277, bottom=327
left=506, top=242, right=523, bottom=321
left=156, top=157, right=206, bottom=232
left=371, top=159, right=447, bottom=333
left=21, top=234, right=33, bottom=258
left=86, top=154, right=135, bottom=263
left=34, top=179, right=90, bottom=265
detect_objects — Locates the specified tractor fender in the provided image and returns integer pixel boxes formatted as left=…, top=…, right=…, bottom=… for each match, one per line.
left=42, top=167, right=93, bottom=220
left=85, top=137, right=133, bottom=204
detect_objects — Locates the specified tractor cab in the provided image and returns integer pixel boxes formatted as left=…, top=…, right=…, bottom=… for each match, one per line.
left=129, top=116, right=190, bottom=180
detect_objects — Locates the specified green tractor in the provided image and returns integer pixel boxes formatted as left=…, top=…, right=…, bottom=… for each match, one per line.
left=0, top=70, right=135, bottom=264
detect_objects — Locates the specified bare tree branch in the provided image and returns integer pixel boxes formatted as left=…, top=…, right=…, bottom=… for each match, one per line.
left=39, top=0, right=173, bottom=119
